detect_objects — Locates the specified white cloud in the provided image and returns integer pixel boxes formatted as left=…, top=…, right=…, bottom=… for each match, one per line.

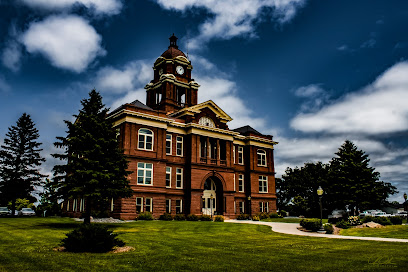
left=0, top=74, right=11, bottom=92
left=21, top=15, right=106, bottom=73
left=290, top=61, right=408, bottom=135
left=20, top=0, right=123, bottom=16
left=95, top=61, right=152, bottom=94
left=294, top=84, right=324, bottom=97
left=1, top=41, right=22, bottom=72
left=155, top=0, right=306, bottom=49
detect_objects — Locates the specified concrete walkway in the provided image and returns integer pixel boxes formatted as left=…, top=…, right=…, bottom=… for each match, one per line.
left=225, top=220, right=408, bottom=243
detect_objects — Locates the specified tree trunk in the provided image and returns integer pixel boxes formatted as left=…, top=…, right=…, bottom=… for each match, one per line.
left=11, top=198, right=16, bottom=217
left=84, top=198, right=92, bottom=224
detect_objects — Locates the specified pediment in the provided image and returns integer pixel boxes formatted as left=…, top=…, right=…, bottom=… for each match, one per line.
left=169, top=100, right=233, bottom=123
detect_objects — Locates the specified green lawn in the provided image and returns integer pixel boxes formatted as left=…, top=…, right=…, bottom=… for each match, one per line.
left=340, top=225, right=408, bottom=239
left=0, top=217, right=407, bottom=272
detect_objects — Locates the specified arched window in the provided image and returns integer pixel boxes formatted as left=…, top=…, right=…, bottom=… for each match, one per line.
left=199, top=116, right=215, bottom=128
left=138, top=128, right=153, bottom=150
left=257, top=149, right=267, bottom=166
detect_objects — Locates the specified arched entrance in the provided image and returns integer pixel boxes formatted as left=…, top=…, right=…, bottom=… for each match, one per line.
left=202, top=176, right=223, bottom=216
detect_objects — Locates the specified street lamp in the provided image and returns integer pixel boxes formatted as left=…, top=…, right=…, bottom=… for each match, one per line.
left=210, top=194, right=214, bottom=219
left=247, top=196, right=251, bottom=217
left=317, top=186, right=324, bottom=231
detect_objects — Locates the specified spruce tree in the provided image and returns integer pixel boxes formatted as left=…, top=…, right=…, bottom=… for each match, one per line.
left=0, top=113, right=45, bottom=215
left=53, top=90, right=132, bottom=224
left=328, top=140, right=396, bottom=214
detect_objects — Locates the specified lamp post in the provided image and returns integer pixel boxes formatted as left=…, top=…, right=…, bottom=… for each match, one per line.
left=210, top=194, right=214, bottom=219
left=247, top=196, right=251, bottom=217
left=317, top=186, right=324, bottom=231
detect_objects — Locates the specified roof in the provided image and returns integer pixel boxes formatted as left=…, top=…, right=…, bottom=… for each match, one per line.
left=233, top=125, right=263, bottom=136
left=161, top=34, right=187, bottom=59
left=129, top=100, right=153, bottom=110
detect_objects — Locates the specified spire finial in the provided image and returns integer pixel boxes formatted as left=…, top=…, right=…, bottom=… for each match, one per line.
left=169, top=34, right=178, bottom=49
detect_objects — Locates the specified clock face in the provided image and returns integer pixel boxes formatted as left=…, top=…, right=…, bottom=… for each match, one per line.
left=176, top=65, right=184, bottom=75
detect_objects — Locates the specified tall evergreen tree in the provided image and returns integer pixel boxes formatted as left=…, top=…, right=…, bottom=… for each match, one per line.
left=0, top=113, right=45, bottom=215
left=328, top=140, right=396, bottom=214
left=52, top=90, right=132, bottom=224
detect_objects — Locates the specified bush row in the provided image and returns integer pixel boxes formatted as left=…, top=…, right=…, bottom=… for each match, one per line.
left=156, top=213, right=223, bottom=222
left=362, top=216, right=403, bottom=225
left=300, top=218, right=321, bottom=231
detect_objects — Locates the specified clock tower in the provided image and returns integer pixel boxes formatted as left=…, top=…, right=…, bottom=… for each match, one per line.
left=145, top=34, right=200, bottom=114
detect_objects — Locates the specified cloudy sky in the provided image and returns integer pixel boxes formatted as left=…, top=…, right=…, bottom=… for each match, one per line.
left=1, top=0, right=408, bottom=202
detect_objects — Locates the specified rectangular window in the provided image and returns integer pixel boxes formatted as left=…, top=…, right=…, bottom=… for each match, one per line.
left=138, top=128, right=153, bottom=151
left=233, top=174, right=236, bottom=191
left=259, top=176, right=268, bottom=193
left=166, top=134, right=172, bottom=155
left=176, top=168, right=183, bottom=188
left=234, top=201, right=236, bottom=213
left=176, top=136, right=183, bottom=156
left=238, top=146, right=244, bottom=164
left=67, top=200, right=70, bottom=211
left=259, top=202, right=264, bottom=213
left=73, top=199, right=77, bottom=212
left=176, top=199, right=183, bottom=214
left=238, top=174, right=244, bottom=192
left=166, top=199, right=171, bottom=213
left=80, top=198, right=84, bottom=212
left=233, top=145, right=236, bottom=163
left=200, top=136, right=207, bottom=158
left=239, top=201, right=245, bottom=214
left=137, top=162, right=153, bottom=185
left=166, top=167, right=171, bottom=188
left=136, top=197, right=143, bottom=213
left=266, top=202, right=269, bottom=213
left=145, top=198, right=153, bottom=213
left=110, top=198, right=114, bottom=212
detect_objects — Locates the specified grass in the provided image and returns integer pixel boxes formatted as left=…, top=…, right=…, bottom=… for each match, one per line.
left=340, top=225, right=408, bottom=239
left=0, top=217, right=407, bottom=272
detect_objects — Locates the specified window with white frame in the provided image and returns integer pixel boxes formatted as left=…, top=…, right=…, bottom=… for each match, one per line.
left=239, top=201, right=245, bottom=214
left=136, top=197, right=143, bottom=212
left=238, top=174, right=244, bottom=192
left=80, top=198, right=84, bottom=212
left=233, top=145, right=235, bottom=163
left=166, top=134, right=172, bottom=155
left=137, top=162, right=153, bottom=185
left=138, top=128, right=153, bottom=151
left=266, top=202, right=269, bottom=213
left=166, top=167, right=171, bottom=188
left=176, top=136, right=183, bottom=156
left=257, top=149, right=267, bottom=166
left=176, top=199, right=183, bottom=214
left=166, top=199, right=171, bottom=213
left=67, top=200, right=70, bottom=211
left=259, top=176, right=268, bottom=193
left=110, top=198, right=114, bottom=212
left=259, top=202, right=265, bottom=212
left=145, top=198, right=153, bottom=213
left=73, top=199, right=77, bottom=212
left=238, top=146, right=244, bottom=164
left=234, top=201, right=236, bottom=213
left=176, top=168, right=183, bottom=188
left=233, top=174, right=236, bottom=191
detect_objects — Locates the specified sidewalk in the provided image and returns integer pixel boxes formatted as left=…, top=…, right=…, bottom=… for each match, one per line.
left=225, top=220, right=408, bottom=243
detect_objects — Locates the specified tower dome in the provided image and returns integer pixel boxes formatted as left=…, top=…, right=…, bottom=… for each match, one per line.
left=161, top=34, right=186, bottom=59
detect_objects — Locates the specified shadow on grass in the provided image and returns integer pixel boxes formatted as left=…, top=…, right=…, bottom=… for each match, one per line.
left=38, top=222, right=121, bottom=230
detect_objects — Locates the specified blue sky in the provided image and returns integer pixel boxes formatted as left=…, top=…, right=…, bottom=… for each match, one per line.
left=1, top=0, right=408, bottom=202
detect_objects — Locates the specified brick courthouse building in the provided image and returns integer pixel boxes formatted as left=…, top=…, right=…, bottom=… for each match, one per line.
left=65, top=35, right=278, bottom=219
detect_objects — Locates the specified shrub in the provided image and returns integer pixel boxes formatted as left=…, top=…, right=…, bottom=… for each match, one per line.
left=174, top=214, right=186, bottom=221
left=336, top=220, right=350, bottom=229
left=323, top=223, right=334, bottom=234
left=374, top=217, right=392, bottom=226
left=214, top=215, right=224, bottom=222
left=138, top=212, right=153, bottom=220
left=390, top=216, right=403, bottom=225
left=300, top=218, right=321, bottom=231
left=361, top=216, right=374, bottom=223
left=278, top=210, right=287, bottom=217
left=159, top=213, right=173, bottom=221
left=348, top=216, right=360, bottom=226
left=186, top=214, right=199, bottom=221
left=268, top=213, right=282, bottom=218
left=328, top=217, right=344, bottom=224
left=252, top=215, right=260, bottom=221
left=258, top=212, right=268, bottom=220
left=199, top=215, right=212, bottom=221
left=236, top=214, right=250, bottom=220
left=61, top=224, right=125, bottom=253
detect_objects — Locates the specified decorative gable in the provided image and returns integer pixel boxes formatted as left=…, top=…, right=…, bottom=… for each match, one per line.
left=168, top=100, right=232, bottom=128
